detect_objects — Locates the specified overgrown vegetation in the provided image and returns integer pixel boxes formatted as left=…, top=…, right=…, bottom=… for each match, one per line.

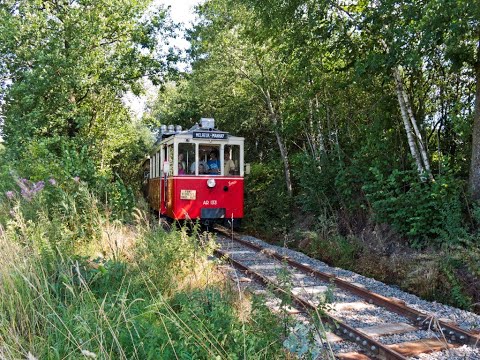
left=0, top=171, right=285, bottom=358
left=1, top=1, right=480, bottom=355
left=0, top=1, right=292, bottom=354
left=144, top=0, right=480, bottom=311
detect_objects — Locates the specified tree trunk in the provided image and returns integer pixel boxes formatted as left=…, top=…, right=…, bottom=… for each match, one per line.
left=265, top=89, right=293, bottom=197
left=393, top=67, right=428, bottom=179
left=401, top=84, right=433, bottom=179
left=469, top=37, right=480, bottom=199
left=307, top=98, right=317, bottom=156
left=314, top=94, right=326, bottom=155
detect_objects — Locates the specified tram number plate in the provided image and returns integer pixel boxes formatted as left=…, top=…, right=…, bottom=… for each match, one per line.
left=180, top=190, right=196, bottom=200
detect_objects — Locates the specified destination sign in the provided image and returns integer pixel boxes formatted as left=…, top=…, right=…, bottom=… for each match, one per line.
left=193, top=131, right=228, bottom=140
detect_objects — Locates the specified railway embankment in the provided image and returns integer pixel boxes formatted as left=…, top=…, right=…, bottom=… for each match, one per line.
left=247, top=213, right=480, bottom=317
left=214, top=227, right=480, bottom=359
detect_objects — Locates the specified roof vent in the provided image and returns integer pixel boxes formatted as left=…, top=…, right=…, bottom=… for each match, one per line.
left=200, top=118, right=215, bottom=130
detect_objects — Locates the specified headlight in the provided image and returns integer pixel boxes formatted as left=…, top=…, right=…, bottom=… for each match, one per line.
left=207, top=178, right=216, bottom=188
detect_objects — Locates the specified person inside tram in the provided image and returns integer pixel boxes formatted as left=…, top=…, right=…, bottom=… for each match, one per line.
left=207, top=150, right=220, bottom=174
left=178, top=153, right=186, bottom=172
left=178, top=162, right=186, bottom=175
left=190, top=161, right=209, bottom=174
left=223, top=152, right=236, bottom=175
left=199, top=163, right=207, bottom=175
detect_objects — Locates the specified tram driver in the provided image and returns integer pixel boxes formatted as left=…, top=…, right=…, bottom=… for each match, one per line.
left=207, top=150, right=220, bottom=174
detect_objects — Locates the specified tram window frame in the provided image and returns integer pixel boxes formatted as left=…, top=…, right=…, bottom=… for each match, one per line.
left=194, top=144, right=221, bottom=175
left=150, top=155, right=153, bottom=178
left=153, top=153, right=158, bottom=178
left=160, top=146, right=165, bottom=177
left=155, top=153, right=158, bottom=178
left=177, top=142, right=195, bottom=176
left=167, top=144, right=174, bottom=176
left=223, top=145, right=241, bottom=176
left=152, top=154, right=157, bottom=179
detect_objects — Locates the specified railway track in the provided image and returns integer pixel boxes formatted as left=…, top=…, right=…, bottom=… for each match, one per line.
left=211, top=226, right=480, bottom=360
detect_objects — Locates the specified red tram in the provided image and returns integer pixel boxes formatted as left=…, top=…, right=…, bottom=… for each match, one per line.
left=144, top=118, right=245, bottom=228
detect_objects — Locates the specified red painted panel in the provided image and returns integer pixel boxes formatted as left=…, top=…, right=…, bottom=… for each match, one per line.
left=158, top=176, right=244, bottom=220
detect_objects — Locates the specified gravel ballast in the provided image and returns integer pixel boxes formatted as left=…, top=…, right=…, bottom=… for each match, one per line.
left=217, top=234, right=480, bottom=359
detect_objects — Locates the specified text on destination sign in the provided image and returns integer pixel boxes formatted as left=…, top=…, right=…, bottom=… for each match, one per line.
left=193, top=131, right=228, bottom=140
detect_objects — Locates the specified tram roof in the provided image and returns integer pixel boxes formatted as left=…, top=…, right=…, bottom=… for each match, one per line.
left=157, top=125, right=244, bottom=144
left=147, top=126, right=244, bottom=155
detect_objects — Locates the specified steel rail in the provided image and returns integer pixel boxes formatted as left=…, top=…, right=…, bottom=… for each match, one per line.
left=214, top=246, right=408, bottom=360
left=214, top=226, right=480, bottom=348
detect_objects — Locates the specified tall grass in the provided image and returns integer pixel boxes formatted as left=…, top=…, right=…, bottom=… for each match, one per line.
left=0, top=178, right=285, bottom=359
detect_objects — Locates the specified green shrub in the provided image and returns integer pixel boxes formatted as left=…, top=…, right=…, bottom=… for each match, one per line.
left=244, top=162, right=293, bottom=237
left=1, top=176, right=102, bottom=255
left=95, top=175, right=136, bottom=221
left=151, top=288, right=283, bottom=359
left=291, top=154, right=336, bottom=216
left=291, top=153, right=371, bottom=220
left=363, top=168, right=466, bottom=247
left=2, top=138, right=136, bottom=222
left=0, top=200, right=284, bottom=359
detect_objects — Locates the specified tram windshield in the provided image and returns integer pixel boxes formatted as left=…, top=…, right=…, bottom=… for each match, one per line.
left=177, top=142, right=242, bottom=176
left=190, top=145, right=219, bottom=175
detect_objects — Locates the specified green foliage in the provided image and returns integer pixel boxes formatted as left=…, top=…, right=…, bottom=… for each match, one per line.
left=284, top=323, right=330, bottom=360
left=291, top=154, right=336, bottom=216
left=0, top=0, right=172, bottom=145
left=0, top=0, right=169, bottom=207
left=135, top=226, right=214, bottom=295
left=95, top=175, right=136, bottom=221
left=363, top=168, right=466, bottom=247
left=304, top=222, right=362, bottom=271
left=0, top=137, right=138, bottom=222
left=244, top=162, right=293, bottom=237
left=11, top=138, right=96, bottom=183
left=0, top=185, right=284, bottom=359
left=439, top=257, right=473, bottom=310
left=1, top=177, right=102, bottom=255
left=155, top=288, right=283, bottom=359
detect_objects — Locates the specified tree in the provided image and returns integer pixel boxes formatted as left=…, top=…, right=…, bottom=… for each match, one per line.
left=416, top=0, right=480, bottom=198
left=0, top=0, right=173, bottom=179
left=186, top=0, right=295, bottom=195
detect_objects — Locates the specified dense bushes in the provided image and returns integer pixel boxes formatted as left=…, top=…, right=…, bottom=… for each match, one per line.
left=363, top=168, right=466, bottom=247
left=243, top=151, right=480, bottom=311
left=1, top=139, right=136, bottom=222
left=0, top=177, right=286, bottom=359
left=244, top=162, right=293, bottom=238
left=291, top=154, right=337, bottom=217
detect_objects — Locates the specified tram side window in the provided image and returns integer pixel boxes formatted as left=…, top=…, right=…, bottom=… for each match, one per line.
left=149, top=156, right=153, bottom=178
left=224, top=145, right=240, bottom=176
left=167, top=144, right=174, bottom=176
left=151, top=154, right=156, bottom=178
left=178, top=143, right=195, bottom=176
